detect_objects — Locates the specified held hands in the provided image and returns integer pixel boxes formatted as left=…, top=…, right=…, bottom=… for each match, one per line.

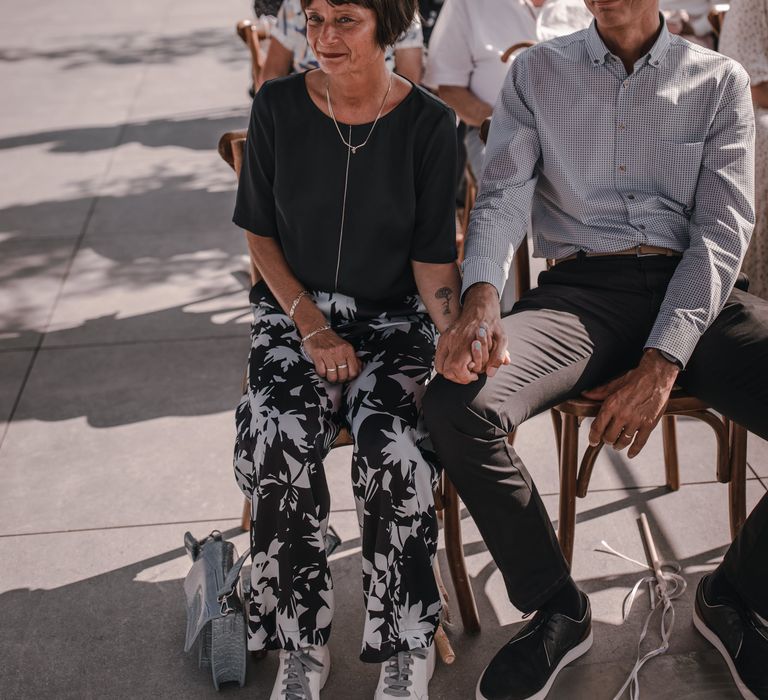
left=435, top=283, right=511, bottom=384
left=584, top=349, right=680, bottom=458
left=302, top=328, right=361, bottom=383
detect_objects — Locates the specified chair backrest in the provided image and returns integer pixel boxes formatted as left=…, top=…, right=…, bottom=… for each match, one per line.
left=217, top=131, right=262, bottom=286
left=707, top=5, right=729, bottom=36
left=501, top=40, right=536, bottom=64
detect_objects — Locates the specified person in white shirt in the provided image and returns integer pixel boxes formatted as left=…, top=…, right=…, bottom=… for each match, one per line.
left=424, top=0, right=591, bottom=179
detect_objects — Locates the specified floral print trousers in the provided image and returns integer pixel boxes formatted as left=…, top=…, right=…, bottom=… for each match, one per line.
left=233, top=285, right=441, bottom=663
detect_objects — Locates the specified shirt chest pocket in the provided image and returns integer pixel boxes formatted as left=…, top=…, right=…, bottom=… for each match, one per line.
left=650, top=140, right=705, bottom=208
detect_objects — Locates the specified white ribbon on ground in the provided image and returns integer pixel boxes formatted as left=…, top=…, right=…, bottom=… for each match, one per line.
left=595, top=539, right=687, bottom=700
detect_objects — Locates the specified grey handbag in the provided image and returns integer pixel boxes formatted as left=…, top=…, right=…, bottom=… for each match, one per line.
left=183, top=531, right=248, bottom=690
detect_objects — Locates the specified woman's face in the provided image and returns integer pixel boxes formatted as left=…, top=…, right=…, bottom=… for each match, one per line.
left=305, top=0, right=384, bottom=75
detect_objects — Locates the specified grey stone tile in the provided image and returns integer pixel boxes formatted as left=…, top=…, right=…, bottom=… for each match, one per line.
left=42, top=222, right=253, bottom=346
left=0, top=337, right=249, bottom=535
left=0, top=235, right=77, bottom=351
left=0, top=351, right=33, bottom=427
left=748, top=433, right=768, bottom=477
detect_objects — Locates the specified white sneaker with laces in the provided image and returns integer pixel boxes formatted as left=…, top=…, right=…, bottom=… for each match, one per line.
left=270, top=645, right=330, bottom=700
left=374, top=643, right=435, bottom=699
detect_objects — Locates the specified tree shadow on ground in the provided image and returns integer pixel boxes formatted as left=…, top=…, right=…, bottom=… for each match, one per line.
left=0, top=27, right=247, bottom=70
left=0, top=110, right=248, bottom=154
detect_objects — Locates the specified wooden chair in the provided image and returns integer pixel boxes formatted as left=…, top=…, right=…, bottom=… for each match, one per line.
left=218, top=131, right=481, bottom=655
left=475, top=115, right=749, bottom=567
left=552, top=393, right=748, bottom=565
left=236, top=20, right=269, bottom=92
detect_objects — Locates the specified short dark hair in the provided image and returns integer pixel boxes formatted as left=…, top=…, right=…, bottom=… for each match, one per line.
left=300, top=0, right=418, bottom=48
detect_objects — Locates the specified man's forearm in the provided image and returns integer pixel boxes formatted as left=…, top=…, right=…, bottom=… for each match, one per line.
left=437, top=86, right=493, bottom=128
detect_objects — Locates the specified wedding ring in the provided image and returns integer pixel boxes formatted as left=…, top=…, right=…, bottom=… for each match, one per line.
left=327, top=367, right=337, bottom=372
left=337, top=363, right=348, bottom=369
left=623, top=432, right=635, bottom=439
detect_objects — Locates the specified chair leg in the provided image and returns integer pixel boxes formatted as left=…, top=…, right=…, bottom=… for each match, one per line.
left=241, top=497, right=251, bottom=532
left=661, top=415, right=680, bottom=491
left=728, top=424, right=748, bottom=539
left=551, top=409, right=563, bottom=462
left=442, top=477, right=481, bottom=633
left=558, top=414, right=579, bottom=566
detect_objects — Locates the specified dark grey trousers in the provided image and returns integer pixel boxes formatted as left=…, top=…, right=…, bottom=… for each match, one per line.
left=423, top=255, right=768, bottom=614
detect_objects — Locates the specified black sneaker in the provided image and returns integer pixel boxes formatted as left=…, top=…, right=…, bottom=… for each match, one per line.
left=476, top=595, right=592, bottom=700
left=693, top=574, right=768, bottom=699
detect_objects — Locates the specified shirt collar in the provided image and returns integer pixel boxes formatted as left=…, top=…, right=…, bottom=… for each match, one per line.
left=585, top=14, right=671, bottom=69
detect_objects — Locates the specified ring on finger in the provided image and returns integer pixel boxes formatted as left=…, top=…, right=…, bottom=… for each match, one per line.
left=337, top=363, right=348, bottom=369
left=327, top=367, right=337, bottom=373
left=622, top=431, right=635, bottom=439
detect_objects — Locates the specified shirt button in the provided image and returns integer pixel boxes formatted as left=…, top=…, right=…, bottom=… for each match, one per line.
left=618, top=123, right=626, bottom=130
left=618, top=165, right=626, bottom=172
left=623, top=80, right=629, bottom=88
left=627, top=194, right=635, bottom=199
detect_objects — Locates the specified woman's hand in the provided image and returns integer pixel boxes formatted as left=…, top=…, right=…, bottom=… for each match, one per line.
left=302, top=329, right=362, bottom=383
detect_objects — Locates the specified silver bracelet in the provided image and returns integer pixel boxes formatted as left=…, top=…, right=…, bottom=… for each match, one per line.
left=288, top=290, right=311, bottom=321
left=299, top=324, right=331, bottom=352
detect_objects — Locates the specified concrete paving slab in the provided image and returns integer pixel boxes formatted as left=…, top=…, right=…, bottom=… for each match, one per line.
left=83, top=149, right=241, bottom=242
left=0, top=337, right=249, bottom=535
left=0, top=235, right=77, bottom=351
left=0, top=481, right=758, bottom=699
left=42, top=227, right=252, bottom=347
left=748, top=432, right=768, bottom=477
left=0, top=351, right=33, bottom=428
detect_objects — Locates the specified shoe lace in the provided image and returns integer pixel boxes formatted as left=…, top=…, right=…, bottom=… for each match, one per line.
left=281, top=650, right=323, bottom=700
left=382, top=649, right=428, bottom=697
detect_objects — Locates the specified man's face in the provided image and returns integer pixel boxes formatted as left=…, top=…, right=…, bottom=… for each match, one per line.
left=583, top=0, right=659, bottom=29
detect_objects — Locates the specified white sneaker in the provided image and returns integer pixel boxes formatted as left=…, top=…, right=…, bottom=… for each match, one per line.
left=270, top=645, right=330, bottom=699
left=374, top=644, right=435, bottom=699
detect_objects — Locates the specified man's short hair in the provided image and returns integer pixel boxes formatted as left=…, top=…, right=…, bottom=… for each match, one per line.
left=299, top=0, right=418, bottom=48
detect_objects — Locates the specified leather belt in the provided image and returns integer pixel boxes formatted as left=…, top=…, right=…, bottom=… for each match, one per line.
left=551, top=245, right=682, bottom=267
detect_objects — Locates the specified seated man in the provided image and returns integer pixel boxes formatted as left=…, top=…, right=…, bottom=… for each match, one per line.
left=258, top=0, right=424, bottom=88
left=422, top=0, right=768, bottom=698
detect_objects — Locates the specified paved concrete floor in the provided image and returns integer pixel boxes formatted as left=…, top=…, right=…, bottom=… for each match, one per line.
left=1, top=1, right=766, bottom=698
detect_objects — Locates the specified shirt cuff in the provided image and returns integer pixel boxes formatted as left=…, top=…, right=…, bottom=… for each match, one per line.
left=644, top=318, right=702, bottom=369
left=460, top=256, right=506, bottom=301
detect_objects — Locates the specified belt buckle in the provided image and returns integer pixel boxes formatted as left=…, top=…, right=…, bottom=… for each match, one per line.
left=635, top=245, right=655, bottom=258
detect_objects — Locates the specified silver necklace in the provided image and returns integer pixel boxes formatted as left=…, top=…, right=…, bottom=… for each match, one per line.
left=325, top=75, right=393, bottom=154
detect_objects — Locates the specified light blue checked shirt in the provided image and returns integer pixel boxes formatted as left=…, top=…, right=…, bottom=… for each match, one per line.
left=463, top=19, right=755, bottom=366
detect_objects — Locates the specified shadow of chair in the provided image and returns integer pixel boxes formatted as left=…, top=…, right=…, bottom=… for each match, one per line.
left=217, top=130, right=481, bottom=662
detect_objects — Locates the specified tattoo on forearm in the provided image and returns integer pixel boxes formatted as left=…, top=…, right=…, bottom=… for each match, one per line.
left=435, top=287, right=452, bottom=316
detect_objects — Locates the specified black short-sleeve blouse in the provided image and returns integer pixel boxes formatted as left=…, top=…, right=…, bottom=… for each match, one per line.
left=233, top=73, right=458, bottom=305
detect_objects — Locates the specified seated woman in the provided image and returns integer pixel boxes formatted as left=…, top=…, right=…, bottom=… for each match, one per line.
left=231, top=1, right=459, bottom=697
left=258, top=0, right=424, bottom=90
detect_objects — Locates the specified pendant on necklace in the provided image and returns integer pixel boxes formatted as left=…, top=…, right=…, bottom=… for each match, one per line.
left=351, top=146, right=357, bottom=154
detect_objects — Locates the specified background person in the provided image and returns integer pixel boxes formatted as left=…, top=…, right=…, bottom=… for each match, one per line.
left=232, top=0, right=459, bottom=697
